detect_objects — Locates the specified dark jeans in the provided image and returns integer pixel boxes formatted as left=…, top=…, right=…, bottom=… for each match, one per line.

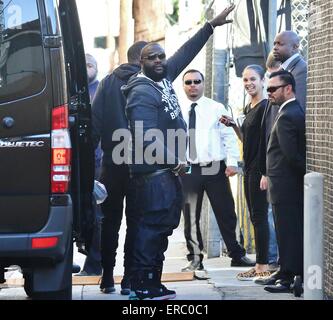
left=244, top=170, right=269, bottom=264
left=100, top=164, right=139, bottom=277
left=267, top=204, right=279, bottom=264
left=182, top=161, right=246, bottom=262
left=130, top=171, right=182, bottom=286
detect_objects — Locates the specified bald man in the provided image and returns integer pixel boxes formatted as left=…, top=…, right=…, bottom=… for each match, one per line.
left=273, top=31, right=307, bottom=110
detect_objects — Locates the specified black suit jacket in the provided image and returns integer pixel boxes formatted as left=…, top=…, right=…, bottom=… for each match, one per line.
left=286, top=56, right=308, bottom=111
left=266, top=99, right=306, bottom=204
left=258, top=101, right=279, bottom=176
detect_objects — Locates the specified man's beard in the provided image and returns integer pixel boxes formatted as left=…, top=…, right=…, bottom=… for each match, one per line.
left=269, top=97, right=283, bottom=106
left=143, top=64, right=167, bottom=82
left=88, top=69, right=97, bottom=84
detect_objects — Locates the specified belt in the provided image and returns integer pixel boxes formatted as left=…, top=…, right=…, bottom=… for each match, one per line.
left=131, top=168, right=171, bottom=179
left=190, top=160, right=225, bottom=167
left=191, top=161, right=213, bottom=167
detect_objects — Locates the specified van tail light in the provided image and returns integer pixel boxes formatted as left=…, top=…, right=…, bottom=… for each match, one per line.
left=52, top=104, right=69, bottom=130
left=32, top=237, right=59, bottom=249
left=51, top=105, right=71, bottom=193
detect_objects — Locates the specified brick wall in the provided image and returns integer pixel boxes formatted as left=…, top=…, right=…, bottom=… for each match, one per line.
left=307, top=0, right=333, bottom=299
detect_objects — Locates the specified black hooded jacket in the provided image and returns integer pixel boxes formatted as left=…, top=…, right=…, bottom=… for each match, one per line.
left=122, top=76, right=188, bottom=173
left=122, top=23, right=214, bottom=174
left=92, top=63, right=141, bottom=165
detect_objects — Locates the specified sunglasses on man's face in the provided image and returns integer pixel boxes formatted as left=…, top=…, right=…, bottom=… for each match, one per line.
left=267, top=84, right=288, bottom=93
left=184, top=79, right=202, bottom=86
left=142, top=53, right=166, bottom=61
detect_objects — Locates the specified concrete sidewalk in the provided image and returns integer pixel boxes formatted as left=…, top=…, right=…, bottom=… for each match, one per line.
left=72, top=219, right=302, bottom=300
left=0, top=218, right=302, bottom=300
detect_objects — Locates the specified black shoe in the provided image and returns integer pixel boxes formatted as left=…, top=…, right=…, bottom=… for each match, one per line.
left=120, top=276, right=131, bottom=296
left=264, top=279, right=292, bottom=293
left=254, top=270, right=282, bottom=285
left=230, top=255, right=256, bottom=267
left=129, top=285, right=176, bottom=300
left=181, top=260, right=204, bottom=272
left=159, top=284, right=176, bottom=299
left=291, top=276, right=303, bottom=297
left=100, top=282, right=116, bottom=294
left=100, top=274, right=115, bottom=294
left=72, top=263, right=81, bottom=274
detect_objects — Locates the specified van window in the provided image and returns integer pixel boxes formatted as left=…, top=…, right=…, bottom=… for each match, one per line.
left=0, top=0, right=45, bottom=104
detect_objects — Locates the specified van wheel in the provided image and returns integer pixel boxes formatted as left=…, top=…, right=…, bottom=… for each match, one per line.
left=24, top=273, right=71, bottom=300
left=23, top=273, right=33, bottom=297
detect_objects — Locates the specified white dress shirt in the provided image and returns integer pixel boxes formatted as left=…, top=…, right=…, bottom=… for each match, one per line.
left=181, top=96, right=240, bottom=166
left=278, top=98, right=296, bottom=113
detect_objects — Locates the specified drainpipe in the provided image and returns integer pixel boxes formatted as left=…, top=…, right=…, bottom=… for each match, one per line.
left=304, top=172, right=324, bottom=300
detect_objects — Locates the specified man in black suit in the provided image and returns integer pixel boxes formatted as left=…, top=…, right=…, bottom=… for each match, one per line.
left=263, top=70, right=305, bottom=293
left=273, top=31, right=307, bottom=110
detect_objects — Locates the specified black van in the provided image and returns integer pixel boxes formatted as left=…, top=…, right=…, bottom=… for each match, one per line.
left=0, top=0, right=94, bottom=299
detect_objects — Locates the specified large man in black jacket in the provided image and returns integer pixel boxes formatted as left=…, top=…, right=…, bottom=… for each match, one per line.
left=264, top=70, right=305, bottom=294
left=91, top=41, right=147, bottom=295
left=122, top=5, right=236, bottom=300
left=273, top=31, right=307, bottom=110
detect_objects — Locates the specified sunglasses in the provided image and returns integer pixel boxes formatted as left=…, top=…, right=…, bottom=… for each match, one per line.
left=267, top=84, right=288, bottom=93
left=142, top=53, right=166, bottom=61
left=184, top=79, right=202, bottom=86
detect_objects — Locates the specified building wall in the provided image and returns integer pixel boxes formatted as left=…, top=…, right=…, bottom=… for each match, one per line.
left=133, top=0, right=166, bottom=43
left=76, top=0, right=120, bottom=76
left=307, top=0, right=333, bottom=299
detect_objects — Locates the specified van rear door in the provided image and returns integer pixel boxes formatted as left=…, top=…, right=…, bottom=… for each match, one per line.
left=0, top=0, right=51, bottom=233
left=57, top=0, right=95, bottom=247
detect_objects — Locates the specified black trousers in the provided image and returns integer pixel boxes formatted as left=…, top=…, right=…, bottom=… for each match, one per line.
left=131, top=171, right=182, bottom=287
left=272, top=202, right=304, bottom=280
left=100, top=164, right=139, bottom=276
left=82, top=203, right=103, bottom=274
left=244, top=170, right=269, bottom=264
left=182, top=161, right=245, bottom=261
left=82, top=166, right=103, bottom=274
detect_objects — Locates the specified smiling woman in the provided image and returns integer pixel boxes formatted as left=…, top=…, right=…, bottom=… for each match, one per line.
left=221, top=64, right=271, bottom=281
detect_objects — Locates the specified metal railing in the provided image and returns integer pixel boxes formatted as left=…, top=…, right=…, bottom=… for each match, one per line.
left=291, top=0, right=309, bottom=59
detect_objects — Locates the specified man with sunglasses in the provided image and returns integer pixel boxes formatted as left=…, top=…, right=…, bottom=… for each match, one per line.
left=122, top=4, right=235, bottom=300
left=180, top=69, right=254, bottom=273
left=263, top=70, right=305, bottom=294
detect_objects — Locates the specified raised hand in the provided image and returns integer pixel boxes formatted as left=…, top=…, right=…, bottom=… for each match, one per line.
left=209, top=4, right=236, bottom=27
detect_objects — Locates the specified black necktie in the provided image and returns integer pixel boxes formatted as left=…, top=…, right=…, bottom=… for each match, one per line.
left=189, top=103, right=197, bottom=161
